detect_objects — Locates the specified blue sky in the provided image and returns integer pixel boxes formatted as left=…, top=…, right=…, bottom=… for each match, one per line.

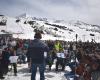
left=0, top=0, right=100, bottom=25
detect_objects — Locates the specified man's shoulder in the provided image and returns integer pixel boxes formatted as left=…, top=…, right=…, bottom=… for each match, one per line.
left=29, top=39, right=47, bottom=47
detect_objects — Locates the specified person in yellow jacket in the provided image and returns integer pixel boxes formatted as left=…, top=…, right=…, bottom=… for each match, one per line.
left=54, top=41, right=63, bottom=53
left=54, top=41, right=67, bottom=71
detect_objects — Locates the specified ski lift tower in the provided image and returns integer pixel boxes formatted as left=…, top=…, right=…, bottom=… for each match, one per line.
left=75, top=34, right=78, bottom=43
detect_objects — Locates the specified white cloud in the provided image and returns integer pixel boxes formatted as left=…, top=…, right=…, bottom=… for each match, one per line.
left=0, top=0, right=100, bottom=25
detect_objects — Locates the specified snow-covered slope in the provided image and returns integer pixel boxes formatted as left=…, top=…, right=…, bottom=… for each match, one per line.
left=0, top=15, right=100, bottom=42
left=4, top=64, right=72, bottom=80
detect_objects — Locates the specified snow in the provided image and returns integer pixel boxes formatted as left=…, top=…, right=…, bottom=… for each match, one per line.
left=0, top=15, right=100, bottom=42
left=4, top=64, right=73, bottom=80
left=1, top=15, right=95, bottom=80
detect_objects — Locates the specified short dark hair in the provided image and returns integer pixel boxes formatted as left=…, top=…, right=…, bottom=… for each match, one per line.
left=34, top=32, right=42, bottom=39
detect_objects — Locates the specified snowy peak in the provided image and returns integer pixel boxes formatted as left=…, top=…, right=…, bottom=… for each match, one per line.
left=16, top=13, right=30, bottom=19
left=16, top=13, right=48, bottom=22
left=0, top=15, right=100, bottom=42
left=70, top=20, right=100, bottom=28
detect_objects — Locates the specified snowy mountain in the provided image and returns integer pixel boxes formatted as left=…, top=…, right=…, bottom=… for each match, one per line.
left=0, top=15, right=100, bottom=42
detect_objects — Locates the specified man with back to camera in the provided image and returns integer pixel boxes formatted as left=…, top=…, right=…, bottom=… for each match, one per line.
left=27, top=32, right=49, bottom=80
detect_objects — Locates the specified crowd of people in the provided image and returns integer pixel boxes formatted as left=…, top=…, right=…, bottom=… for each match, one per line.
left=0, top=33, right=100, bottom=80
left=0, top=35, right=29, bottom=79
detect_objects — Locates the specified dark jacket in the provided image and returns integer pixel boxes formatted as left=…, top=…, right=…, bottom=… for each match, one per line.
left=2, top=50, right=10, bottom=65
left=27, top=39, right=49, bottom=64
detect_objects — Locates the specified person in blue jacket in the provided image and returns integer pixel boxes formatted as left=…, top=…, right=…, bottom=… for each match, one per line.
left=27, top=32, right=49, bottom=80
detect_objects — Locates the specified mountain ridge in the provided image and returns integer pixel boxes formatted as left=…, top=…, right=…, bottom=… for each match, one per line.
left=0, top=15, right=100, bottom=42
